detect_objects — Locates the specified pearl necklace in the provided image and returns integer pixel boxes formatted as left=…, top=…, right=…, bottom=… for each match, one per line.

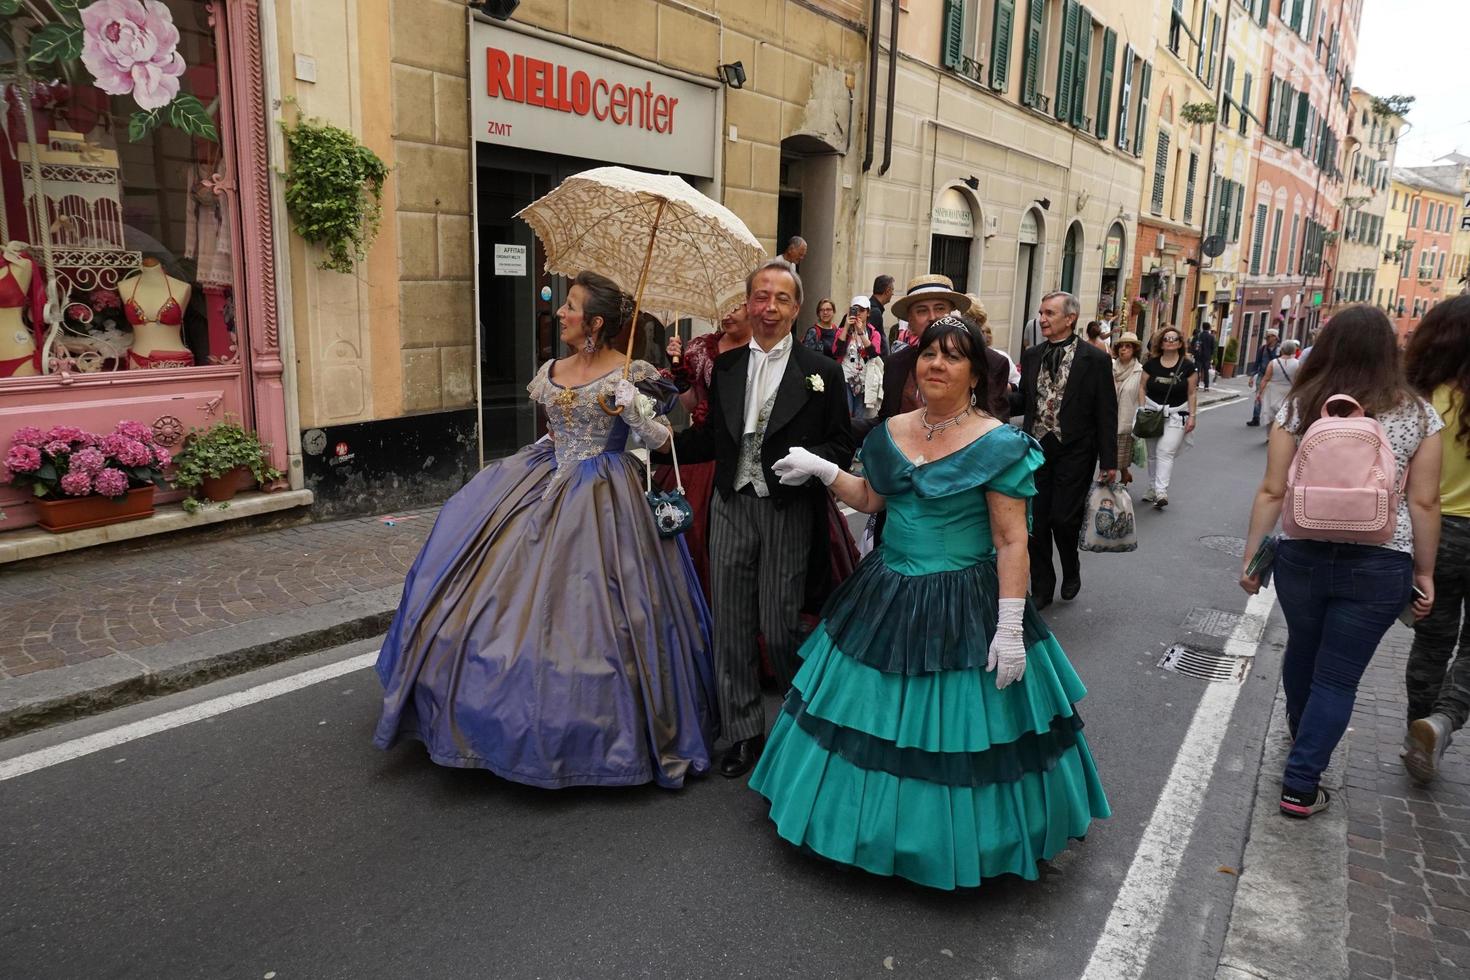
left=921, top=406, right=971, bottom=441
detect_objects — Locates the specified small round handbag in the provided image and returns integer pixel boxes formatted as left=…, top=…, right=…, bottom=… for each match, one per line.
left=644, top=430, right=694, bottom=538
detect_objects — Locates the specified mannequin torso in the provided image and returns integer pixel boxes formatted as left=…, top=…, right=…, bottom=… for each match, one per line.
left=0, top=247, right=37, bottom=378
left=122, top=259, right=193, bottom=368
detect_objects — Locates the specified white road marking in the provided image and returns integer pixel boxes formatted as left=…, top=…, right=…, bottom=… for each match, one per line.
left=1081, top=583, right=1277, bottom=980
left=1198, top=393, right=1247, bottom=412
left=0, top=651, right=378, bottom=782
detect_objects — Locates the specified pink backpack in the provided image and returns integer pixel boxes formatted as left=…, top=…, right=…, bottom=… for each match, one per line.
left=1284, top=394, right=1402, bottom=545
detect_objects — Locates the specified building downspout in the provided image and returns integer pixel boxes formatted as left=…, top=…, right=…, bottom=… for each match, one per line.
left=862, top=0, right=881, bottom=172
left=878, top=0, right=898, bottom=175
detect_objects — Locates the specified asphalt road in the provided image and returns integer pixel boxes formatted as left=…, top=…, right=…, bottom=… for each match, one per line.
left=2, top=388, right=1291, bottom=980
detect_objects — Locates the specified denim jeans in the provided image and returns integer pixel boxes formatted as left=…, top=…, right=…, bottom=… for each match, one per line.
left=1273, top=539, right=1414, bottom=793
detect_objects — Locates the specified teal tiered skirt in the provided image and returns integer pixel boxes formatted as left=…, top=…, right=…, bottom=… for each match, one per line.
left=749, top=555, right=1110, bottom=890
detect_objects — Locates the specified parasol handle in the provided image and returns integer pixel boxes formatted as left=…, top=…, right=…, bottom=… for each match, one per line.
left=600, top=197, right=667, bottom=415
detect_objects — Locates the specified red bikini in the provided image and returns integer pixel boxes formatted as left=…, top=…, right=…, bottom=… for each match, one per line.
left=125, top=274, right=184, bottom=327
left=0, top=263, right=41, bottom=378
left=124, top=272, right=194, bottom=369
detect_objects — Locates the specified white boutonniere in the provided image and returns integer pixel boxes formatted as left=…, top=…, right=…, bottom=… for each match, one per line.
left=807, top=374, right=825, bottom=392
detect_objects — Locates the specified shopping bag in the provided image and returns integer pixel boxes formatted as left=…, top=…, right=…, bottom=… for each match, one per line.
left=1079, top=481, right=1138, bottom=553
left=1131, top=436, right=1147, bottom=469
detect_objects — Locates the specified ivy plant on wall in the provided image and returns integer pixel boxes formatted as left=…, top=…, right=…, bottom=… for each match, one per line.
left=22, top=0, right=218, bottom=142
left=280, top=108, right=390, bottom=274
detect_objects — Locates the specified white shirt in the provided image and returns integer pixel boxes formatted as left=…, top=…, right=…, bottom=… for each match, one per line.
left=743, top=333, right=793, bottom=435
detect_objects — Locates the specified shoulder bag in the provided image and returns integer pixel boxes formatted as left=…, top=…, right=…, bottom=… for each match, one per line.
left=1132, top=366, right=1178, bottom=440
left=644, top=434, right=694, bottom=538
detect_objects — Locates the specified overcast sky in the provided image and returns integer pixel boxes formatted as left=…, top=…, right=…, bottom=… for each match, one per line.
left=1354, top=0, right=1468, bottom=167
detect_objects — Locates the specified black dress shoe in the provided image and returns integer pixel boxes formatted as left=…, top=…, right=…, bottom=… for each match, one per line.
left=719, top=736, right=765, bottom=779
left=1060, top=576, right=1081, bottom=601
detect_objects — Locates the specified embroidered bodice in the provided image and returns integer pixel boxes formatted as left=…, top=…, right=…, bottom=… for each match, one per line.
left=528, top=359, right=665, bottom=474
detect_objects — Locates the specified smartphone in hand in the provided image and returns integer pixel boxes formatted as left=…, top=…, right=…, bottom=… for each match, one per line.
left=1399, top=585, right=1430, bottom=628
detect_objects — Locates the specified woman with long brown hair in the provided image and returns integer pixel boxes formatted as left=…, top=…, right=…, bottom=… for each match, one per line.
left=1241, top=305, right=1443, bottom=818
left=1402, top=294, right=1470, bottom=784
left=1139, top=325, right=1198, bottom=508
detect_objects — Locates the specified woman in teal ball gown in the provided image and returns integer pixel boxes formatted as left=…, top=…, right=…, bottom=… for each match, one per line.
left=757, top=314, right=1110, bottom=890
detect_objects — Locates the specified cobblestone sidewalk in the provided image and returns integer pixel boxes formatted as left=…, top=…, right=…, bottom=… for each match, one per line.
left=1345, top=628, right=1470, bottom=980
left=0, top=509, right=436, bottom=682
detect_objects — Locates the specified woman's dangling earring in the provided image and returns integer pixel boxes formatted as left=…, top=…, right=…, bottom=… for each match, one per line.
left=583, top=332, right=596, bottom=355
left=971, top=388, right=978, bottom=408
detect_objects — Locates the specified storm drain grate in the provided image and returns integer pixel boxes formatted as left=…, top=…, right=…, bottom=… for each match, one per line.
left=1158, top=643, right=1252, bottom=684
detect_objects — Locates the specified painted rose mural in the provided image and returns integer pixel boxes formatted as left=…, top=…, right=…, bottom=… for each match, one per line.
left=19, top=0, right=217, bottom=142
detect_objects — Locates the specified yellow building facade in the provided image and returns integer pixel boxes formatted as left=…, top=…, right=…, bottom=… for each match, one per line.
left=1334, top=91, right=1399, bottom=312
left=861, top=0, right=1153, bottom=356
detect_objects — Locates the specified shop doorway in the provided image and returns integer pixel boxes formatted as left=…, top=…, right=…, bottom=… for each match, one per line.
left=1012, top=208, right=1044, bottom=353
left=929, top=235, right=971, bottom=294
left=1060, top=222, right=1082, bottom=295
left=1099, top=222, right=1125, bottom=316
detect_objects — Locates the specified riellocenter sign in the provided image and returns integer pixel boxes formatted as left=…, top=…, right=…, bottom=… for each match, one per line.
left=470, top=22, right=718, bottom=179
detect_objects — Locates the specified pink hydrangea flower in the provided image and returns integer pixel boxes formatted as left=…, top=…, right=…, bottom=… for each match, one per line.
left=11, top=426, right=46, bottom=447
left=80, top=0, right=186, bottom=112
left=59, top=471, right=93, bottom=496
left=153, top=447, right=172, bottom=468
left=98, top=434, right=127, bottom=459
left=46, top=425, right=87, bottom=445
left=70, top=447, right=107, bottom=476
left=93, top=468, right=130, bottom=497
left=44, top=440, right=73, bottom=457
left=114, top=420, right=154, bottom=443
left=113, top=439, right=153, bottom=468
left=5, top=444, right=42, bottom=473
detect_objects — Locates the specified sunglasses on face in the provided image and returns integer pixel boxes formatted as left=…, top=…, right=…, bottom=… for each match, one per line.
left=1163, top=336, right=1182, bottom=343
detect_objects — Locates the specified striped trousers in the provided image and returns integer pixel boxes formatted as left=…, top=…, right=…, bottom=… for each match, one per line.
left=708, top=490, right=814, bottom=743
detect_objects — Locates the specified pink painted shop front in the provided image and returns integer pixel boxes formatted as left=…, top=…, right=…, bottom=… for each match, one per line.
left=0, top=1, right=287, bottom=533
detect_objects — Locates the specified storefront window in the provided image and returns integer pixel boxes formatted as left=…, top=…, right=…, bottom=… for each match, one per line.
left=1, top=1, right=237, bottom=380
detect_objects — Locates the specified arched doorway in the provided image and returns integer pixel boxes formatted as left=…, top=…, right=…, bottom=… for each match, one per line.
left=1060, top=222, right=1083, bottom=295
left=1014, top=209, right=1045, bottom=352
left=929, top=187, right=976, bottom=293
left=1100, top=222, right=1125, bottom=316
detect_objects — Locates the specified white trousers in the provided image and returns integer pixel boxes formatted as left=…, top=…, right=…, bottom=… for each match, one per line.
left=1146, top=410, right=1188, bottom=496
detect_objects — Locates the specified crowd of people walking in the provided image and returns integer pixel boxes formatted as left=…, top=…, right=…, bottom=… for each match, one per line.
left=369, top=234, right=1470, bottom=887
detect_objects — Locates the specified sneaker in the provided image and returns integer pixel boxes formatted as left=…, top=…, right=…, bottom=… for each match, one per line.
left=1280, top=786, right=1332, bottom=819
left=1154, top=495, right=1168, bottom=509
left=1404, top=713, right=1455, bottom=785
left=1141, top=488, right=1157, bottom=503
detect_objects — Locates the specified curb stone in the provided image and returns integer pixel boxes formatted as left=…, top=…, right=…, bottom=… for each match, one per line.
left=0, top=584, right=402, bottom=738
left=1215, top=688, right=1350, bottom=980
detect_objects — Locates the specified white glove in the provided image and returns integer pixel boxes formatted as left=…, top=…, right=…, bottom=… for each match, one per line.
left=772, top=446, right=839, bottom=486
left=987, top=598, right=1027, bottom=690
left=613, top=379, right=669, bottom=449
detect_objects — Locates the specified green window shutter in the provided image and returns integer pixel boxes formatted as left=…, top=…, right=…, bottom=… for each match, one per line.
left=1151, top=131, right=1170, bottom=214
left=1071, top=7, right=1092, bottom=129
left=1095, top=28, right=1116, bottom=139
left=1292, top=92, right=1308, bottom=148
left=1288, top=0, right=1303, bottom=32
left=1022, top=0, right=1045, bottom=106
left=990, top=0, right=1016, bottom=90
left=1240, top=73, right=1252, bottom=134
left=1184, top=151, right=1198, bottom=223
left=1233, top=183, right=1246, bottom=242
left=1133, top=61, right=1151, bottom=158
left=1249, top=203, right=1268, bottom=275
left=1115, top=43, right=1133, bottom=150
left=1055, top=0, right=1079, bottom=121
left=942, top=0, right=965, bottom=70
left=1206, top=13, right=1221, bottom=88
left=1213, top=176, right=1227, bottom=239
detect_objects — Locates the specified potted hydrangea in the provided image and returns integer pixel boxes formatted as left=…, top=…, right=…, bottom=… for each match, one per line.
left=2, top=421, right=169, bottom=532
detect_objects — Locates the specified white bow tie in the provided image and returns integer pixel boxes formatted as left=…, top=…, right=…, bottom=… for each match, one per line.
left=743, top=335, right=792, bottom=435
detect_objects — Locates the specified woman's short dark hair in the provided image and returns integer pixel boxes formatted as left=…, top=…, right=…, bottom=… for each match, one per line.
left=572, top=270, right=634, bottom=348
left=1285, top=304, right=1416, bottom=426
left=915, top=314, right=991, bottom=415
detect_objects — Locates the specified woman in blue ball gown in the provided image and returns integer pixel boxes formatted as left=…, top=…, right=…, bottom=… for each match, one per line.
left=373, top=271, right=718, bottom=789
left=756, top=314, right=1109, bottom=889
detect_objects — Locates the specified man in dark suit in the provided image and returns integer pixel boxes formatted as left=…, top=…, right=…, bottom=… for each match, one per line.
left=1013, top=290, right=1118, bottom=609
left=669, top=259, right=852, bottom=778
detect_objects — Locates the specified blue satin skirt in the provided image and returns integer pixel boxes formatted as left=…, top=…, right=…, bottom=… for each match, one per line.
left=374, top=442, right=719, bottom=788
